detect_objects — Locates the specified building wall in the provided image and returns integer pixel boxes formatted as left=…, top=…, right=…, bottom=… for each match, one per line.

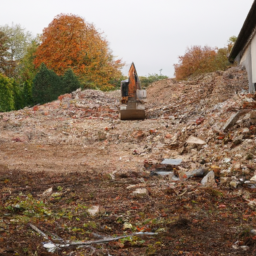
left=240, top=33, right=256, bottom=93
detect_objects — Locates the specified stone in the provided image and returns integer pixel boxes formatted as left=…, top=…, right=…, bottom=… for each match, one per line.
left=186, top=136, right=206, bottom=145
left=201, top=171, right=216, bottom=187
left=132, top=188, right=148, bottom=196
left=88, top=205, right=100, bottom=216
left=230, top=180, right=240, bottom=188
left=250, top=175, right=256, bottom=183
left=161, top=159, right=182, bottom=165
left=187, top=168, right=207, bottom=178
left=242, top=128, right=250, bottom=134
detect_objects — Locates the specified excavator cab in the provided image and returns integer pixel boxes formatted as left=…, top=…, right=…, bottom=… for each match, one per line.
left=120, top=63, right=146, bottom=120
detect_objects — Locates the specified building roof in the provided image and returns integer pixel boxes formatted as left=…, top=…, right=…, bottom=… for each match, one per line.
left=229, top=0, right=256, bottom=62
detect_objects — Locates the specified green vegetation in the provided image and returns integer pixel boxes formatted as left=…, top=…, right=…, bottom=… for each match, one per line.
left=139, top=74, right=169, bottom=88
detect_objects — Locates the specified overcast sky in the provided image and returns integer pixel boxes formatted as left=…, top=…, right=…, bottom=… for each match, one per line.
left=0, top=0, right=254, bottom=77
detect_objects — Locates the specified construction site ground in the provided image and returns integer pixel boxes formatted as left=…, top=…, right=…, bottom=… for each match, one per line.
left=1, top=66, right=256, bottom=255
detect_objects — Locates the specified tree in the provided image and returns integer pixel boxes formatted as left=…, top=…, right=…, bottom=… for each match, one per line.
left=18, top=39, right=39, bottom=83
left=34, top=14, right=124, bottom=89
left=12, top=79, right=24, bottom=110
left=0, top=30, right=15, bottom=76
left=0, top=73, right=14, bottom=112
left=32, top=63, right=63, bottom=104
left=0, top=24, right=33, bottom=62
left=174, top=46, right=217, bottom=80
left=23, top=80, right=33, bottom=106
left=61, top=68, right=81, bottom=93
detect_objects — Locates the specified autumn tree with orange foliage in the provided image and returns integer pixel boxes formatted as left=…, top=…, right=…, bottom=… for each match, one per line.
left=174, top=46, right=218, bottom=80
left=34, top=14, right=124, bottom=90
left=174, top=37, right=237, bottom=80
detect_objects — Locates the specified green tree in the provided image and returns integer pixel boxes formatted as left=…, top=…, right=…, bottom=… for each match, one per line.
left=18, top=39, right=39, bottom=84
left=23, top=80, right=33, bottom=106
left=12, top=79, right=24, bottom=110
left=0, top=24, right=34, bottom=78
left=32, top=63, right=62, bottom=104
left=0, top=73, right=14, bottom=111
left=61, top=68, right=81, bottom=93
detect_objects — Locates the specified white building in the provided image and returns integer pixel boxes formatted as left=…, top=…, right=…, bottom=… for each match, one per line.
left=229, top=0, right=256, bottom=93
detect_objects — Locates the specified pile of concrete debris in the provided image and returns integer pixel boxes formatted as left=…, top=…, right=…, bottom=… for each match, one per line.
left=1, top=65, right=256, bottom=202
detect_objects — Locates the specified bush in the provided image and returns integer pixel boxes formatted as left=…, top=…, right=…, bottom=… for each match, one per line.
left=139, top=74, right=169, bottom=88
left=0, top=73, right=14, bottom=112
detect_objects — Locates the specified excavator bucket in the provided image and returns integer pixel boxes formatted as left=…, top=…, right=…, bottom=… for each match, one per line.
left=120, top=109, right=145, bottom=120
left=120, top=63, right=146, bottom=120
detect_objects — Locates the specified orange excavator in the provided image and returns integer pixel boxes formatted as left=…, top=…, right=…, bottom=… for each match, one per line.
left=120, top=63, right=146, bottom=120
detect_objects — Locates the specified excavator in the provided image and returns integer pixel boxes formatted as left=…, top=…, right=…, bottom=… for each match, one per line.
left=120, top=63, right=146, bottom=120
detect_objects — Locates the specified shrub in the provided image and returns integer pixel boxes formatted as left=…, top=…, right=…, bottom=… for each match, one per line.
left=139, top=74, right=168, bottom=88
left=0, top=73, right=14, bottom=112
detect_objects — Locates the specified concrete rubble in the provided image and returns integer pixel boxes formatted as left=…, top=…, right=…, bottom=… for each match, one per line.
left=1, top=65, right=256, bottom=207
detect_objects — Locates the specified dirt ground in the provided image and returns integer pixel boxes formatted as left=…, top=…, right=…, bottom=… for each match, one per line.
left=1, top=66, right=256, bottom=255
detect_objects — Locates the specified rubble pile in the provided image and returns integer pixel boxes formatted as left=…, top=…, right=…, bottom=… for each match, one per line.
left=0, top=65, right=256, bottom=191
left=2, top=65, right=256, bottom=254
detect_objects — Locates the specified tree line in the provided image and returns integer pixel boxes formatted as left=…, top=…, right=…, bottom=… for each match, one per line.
left=0, top=14, right=125, bottom=112
left=174, top=36, right=237, bottom=80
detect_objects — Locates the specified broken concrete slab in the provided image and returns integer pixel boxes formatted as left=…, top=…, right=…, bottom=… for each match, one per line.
left=161, top=159, right=182, bottom=165
left=201, top=171, right=215, bottom=187
left=223, top=110, right=250, bottom=132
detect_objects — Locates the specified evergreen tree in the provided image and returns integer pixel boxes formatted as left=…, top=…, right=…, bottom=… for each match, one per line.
left=62, top=68, right=81, bottom=93
left=32, top=63, right=62, bottom=104
left=0, top=73, right=14, bottom=112
left=12, top=80, right=24, bottom=110
left=23, top=80, right=33, bottom=106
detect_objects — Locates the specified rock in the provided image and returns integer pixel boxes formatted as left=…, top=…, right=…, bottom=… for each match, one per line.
left=123, top=223, right=133, bottom=230
left=250, top=175, right=256, bottom=183
left=41, top=187, right=53, bottom=197
left=231, top=135, right=243, bottom=147
left=161, top=159, right=182, bottom=165
left=88, top=205, right=100, bottom=216
left=186, top=136, right=206, bottom=145
left=233, top=163, right=241, bottom=170
left=223, top=110, right=249, bottom=132
left=211, top=165, right=221, bottom=176
left=230, top=180, right=241, bottom=188
left=220, top=177, right=230, bottom=184
left=132, top=188, right=148, bottom=196
left=201, top=171, right=216, bottom=187
left=187, top=168, right=207, bottom=178
left=220, top=168, right=232, bottom=176
left=247, top=199, right=256, bottom=209
left=242, top=128, right=250, bottom=134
